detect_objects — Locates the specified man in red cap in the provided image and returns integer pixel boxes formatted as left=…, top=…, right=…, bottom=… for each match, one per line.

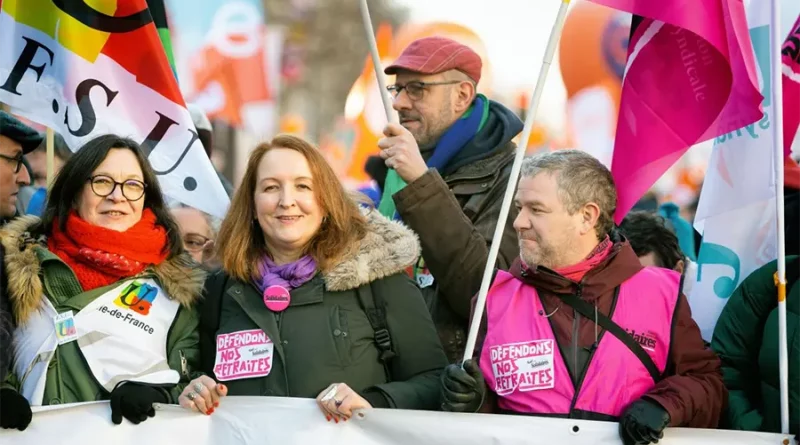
left=375, top=36, right=524, bottom=363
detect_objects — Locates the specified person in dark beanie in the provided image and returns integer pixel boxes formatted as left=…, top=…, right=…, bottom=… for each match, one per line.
left=0, top=110, right=41, bottom=430
left=376, top=37, right=523, bottom=362
left=0, top=111, right=39, bottom=224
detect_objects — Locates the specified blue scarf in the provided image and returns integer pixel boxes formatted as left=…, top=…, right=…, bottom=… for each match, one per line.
left=378, top=94, right=489, bottom=220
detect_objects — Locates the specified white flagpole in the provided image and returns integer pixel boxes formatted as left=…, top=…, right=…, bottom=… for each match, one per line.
left=462, top=0, right=572, bottom=362
left=769, top=0, right=789, bottom=435
left=358, top=0, right=398, bottom=125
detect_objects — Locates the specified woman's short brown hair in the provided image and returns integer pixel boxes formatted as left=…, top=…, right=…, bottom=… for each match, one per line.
left=217, top=134, right=368, bottom=282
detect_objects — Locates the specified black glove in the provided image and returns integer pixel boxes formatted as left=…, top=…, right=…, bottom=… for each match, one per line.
left=0, top=387, right=32, bottom=431
left=110, top=383, right=169, bottom=425
left=440, top=359, right=485, bottom=413
left=619, top=399, right=671, bottom=445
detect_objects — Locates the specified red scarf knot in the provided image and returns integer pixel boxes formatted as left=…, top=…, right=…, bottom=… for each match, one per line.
left=48, top=209, right=169, bottom=291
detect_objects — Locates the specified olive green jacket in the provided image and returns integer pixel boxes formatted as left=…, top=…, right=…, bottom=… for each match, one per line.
left=0, top=215, right=205, bottom=405
left=200, top=210, right=448, bottom=410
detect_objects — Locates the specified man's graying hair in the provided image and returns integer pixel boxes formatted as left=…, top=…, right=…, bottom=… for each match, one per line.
left=520, top=150, right=617, bottom=239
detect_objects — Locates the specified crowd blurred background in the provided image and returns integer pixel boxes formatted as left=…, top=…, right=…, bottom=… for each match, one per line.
left=8, top=0, right=800, bottom=224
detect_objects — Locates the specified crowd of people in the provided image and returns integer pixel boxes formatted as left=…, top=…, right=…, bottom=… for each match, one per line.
left=0, top=36, right=798, bottom=445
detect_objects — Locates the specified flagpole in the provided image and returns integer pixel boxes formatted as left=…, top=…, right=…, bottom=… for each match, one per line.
left=462, top=0, right=572, bottom=363
left=358, top=0, right=397, bottom=125
left=769, top=0, right=789, bottom=435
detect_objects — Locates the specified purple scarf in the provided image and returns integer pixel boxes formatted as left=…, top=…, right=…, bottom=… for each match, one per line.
left=255, top=255, right=318, bottom=293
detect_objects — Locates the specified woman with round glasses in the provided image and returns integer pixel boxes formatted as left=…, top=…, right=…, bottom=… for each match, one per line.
left=0, top=134, right=204, bottom=430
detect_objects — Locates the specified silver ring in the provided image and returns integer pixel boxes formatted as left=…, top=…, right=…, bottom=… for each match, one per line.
left=334, top=399, right=343, bottom=408
left=320, top=385, right=338, bottom=403
left=187, top=391, right=197, bottom=401
left=193, top=382, right=205, bottom=394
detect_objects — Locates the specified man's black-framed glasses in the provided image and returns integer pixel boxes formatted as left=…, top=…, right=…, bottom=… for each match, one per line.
left=0, top=152, right=24, bottom=174
left=386, top=80, right=461, bottom=101
left=88, top=175, right=147, bottom=201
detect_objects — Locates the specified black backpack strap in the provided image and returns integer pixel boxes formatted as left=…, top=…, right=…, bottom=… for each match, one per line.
left=558, top=290, right=661, bottom=383
left=355, top=282, right=395, bottom=378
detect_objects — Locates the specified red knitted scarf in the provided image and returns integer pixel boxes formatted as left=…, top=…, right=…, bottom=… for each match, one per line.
left=48, top=209, right=169, bottom=291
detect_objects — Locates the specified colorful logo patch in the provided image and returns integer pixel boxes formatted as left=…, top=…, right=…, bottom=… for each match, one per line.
left=54, top=314, right=77, bottom=341
left=113, top=280, right=158, bottom=315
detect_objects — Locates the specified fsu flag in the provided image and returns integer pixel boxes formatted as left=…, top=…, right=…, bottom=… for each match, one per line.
left=0, top=0, right=229, bottom=217
left=587, top=0, right=763, bottom=221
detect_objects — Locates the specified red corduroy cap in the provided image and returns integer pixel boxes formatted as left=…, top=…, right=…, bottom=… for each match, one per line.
left=384, top=36, right=482, bottom=84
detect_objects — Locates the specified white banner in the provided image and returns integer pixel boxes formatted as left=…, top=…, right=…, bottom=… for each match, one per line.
left=0, top=397, right=792, bottom=445
left=688, top=1, right=778, bottom=340
left=0, top=3, right=229, bottom=218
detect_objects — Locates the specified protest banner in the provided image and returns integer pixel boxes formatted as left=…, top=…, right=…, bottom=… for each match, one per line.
left=0, top=397, right=792, bottom=445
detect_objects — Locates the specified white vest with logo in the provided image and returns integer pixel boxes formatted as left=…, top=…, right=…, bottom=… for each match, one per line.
left=12, top=278, right=180, bottom=405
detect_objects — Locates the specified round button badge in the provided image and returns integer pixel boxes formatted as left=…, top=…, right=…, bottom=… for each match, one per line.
left=263, top=285, right=291, bottom=312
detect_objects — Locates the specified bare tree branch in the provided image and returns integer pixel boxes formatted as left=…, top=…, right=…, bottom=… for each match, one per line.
left=264, top=0, right=408, bottom=140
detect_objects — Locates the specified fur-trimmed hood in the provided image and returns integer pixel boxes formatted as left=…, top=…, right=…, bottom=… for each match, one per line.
left=0, top=215, right=206, bottom=325
left=323, top=209, right=420, bottom=292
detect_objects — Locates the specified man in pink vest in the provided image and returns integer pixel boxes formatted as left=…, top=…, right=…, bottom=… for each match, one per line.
left=440, top=151, right=726, bottom=445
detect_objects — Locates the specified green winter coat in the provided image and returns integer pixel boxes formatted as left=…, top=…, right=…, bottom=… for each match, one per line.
left=200, top=210, right=448, bottom=410
left=711, top=256, right=800, bottom=435
left=0, top=215, right=204, bottom=405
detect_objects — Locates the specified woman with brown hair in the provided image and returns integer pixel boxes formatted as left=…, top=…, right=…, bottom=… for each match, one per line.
left=179, top=135, right=446, bottom=421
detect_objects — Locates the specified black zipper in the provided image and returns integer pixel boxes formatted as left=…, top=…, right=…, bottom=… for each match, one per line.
left=179, top=350, right=189, bottom=380
left=567, top=283, right=597, bottom=415
left=571, top=311, right=580, bottom=387
left=566, top=286, right=621, bottom=416
left=570, top=285, right=582, bottom=388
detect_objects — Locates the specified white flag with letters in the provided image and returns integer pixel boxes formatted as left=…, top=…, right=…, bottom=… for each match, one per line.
left=0, top=0, right=229, bottom=217
left=688, top=0, right=778, bottom=340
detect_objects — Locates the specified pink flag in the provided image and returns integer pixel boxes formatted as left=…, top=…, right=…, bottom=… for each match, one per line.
left=783, top=14, right=800, bottom=157
left=588, top=0, right=763, bottom=222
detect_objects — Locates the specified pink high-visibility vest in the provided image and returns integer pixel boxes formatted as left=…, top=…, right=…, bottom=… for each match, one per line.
left=479, top=267, right=680, bottom=417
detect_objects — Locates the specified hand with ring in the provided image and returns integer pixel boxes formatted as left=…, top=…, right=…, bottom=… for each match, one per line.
left=178, top=375, right=228, bottom=415
left=315, top=383, right=372, bottom=423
